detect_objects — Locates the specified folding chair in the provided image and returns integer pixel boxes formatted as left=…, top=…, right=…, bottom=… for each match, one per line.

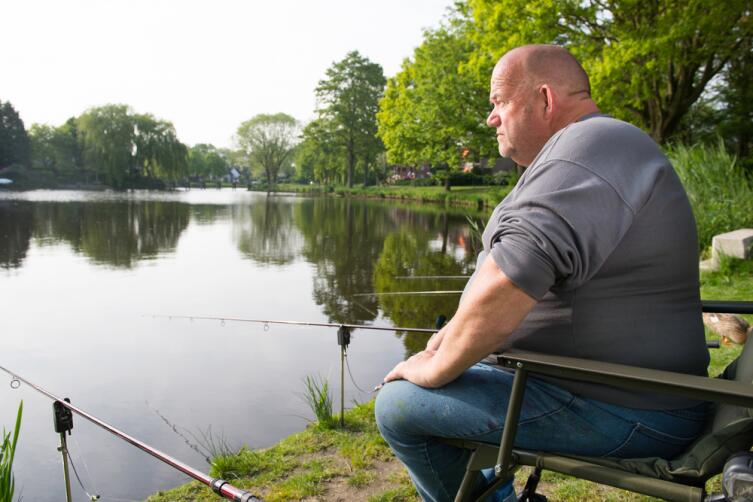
left=443, top=300, right=753, bottom=502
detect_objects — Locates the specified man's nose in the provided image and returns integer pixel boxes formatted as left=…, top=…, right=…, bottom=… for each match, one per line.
left=486, top=110, right=499, bottom=128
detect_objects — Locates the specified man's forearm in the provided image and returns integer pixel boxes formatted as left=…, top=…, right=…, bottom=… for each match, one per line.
left=421, top=254, right=537, bottom=387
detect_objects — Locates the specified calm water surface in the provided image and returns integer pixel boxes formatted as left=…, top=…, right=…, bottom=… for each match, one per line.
left=0, top=189, right=481, bottom=501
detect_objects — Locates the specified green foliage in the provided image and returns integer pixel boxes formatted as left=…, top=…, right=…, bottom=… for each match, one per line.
left=301, top=375, right=336, bottom=429
left=315, top=51, right=386, bottom=187
left=0, top=101, right=30, bottom=170
left=296, top=118, right=343, bottom=184
left=187, top=143, right=230, bottom=180
left=378, top=7, right=495, bottom=176
left=667, top=141, right=753, bottom=251
left=77, top=104, right=188, bottom=188
left=466, top=0, right=753, bottom=143
left=236, top=113, right=298, bottom=187
left=0, top=401, right=23, bottom=502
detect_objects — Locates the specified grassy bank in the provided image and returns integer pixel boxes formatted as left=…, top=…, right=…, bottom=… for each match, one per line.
left=148, top=260, right=751, bottom=502
left=254, top=183, right=514, bottom=210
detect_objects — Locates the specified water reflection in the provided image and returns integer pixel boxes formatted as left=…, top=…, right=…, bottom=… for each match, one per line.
left=374, top=228, right=475, bottom=357
left=0, top=200, right=190, bottom=269
left=0, top=201, right=33, bottom=269
left=233, top=197, right=302, bottom=265
left=0, top=192, right=482, bottom=350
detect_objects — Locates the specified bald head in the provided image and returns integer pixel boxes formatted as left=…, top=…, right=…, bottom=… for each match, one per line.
left=496, top=45, right=591, bottom=98
left=487, top=44, right=599, bottom=166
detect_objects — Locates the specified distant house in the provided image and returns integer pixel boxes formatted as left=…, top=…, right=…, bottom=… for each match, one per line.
left=224, top=167, right=241, bottom=183
left=389, top=164, right=431, bottom=183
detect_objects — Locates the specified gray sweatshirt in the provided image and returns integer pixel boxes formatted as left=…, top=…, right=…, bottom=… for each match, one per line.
left=470, top=114, right=709, bottom=409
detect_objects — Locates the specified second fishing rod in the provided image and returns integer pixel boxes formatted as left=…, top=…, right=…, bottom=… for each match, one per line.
left=154, top=314, right=446, bottom=426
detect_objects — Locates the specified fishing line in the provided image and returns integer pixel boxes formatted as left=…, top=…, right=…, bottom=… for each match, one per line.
left=69, top=432, right=101, bottom=500
left=65, top=447, right=100, bottom=501
left=343, top=350, right=367, bottom=394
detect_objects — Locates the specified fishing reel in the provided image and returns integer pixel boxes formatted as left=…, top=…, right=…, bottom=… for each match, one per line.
left=706, top=451, right=753, bottom=502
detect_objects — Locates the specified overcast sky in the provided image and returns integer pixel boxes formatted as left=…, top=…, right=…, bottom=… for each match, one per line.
left=2, top=0, right=455, bottom=148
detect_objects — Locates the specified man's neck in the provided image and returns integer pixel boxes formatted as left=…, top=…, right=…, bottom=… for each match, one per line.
left=553, top=101, right=601, bottom=133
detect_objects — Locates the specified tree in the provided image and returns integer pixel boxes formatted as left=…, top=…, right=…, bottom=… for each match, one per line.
left=378, top=9, right=496, bottom=188
left=717, top=39, right=753, bottom=163
left=296, top=118, right=343, bottom=185
left=133, top=114, right=188, bottom=182
left=28, top=120, right=84, bottom=177
left=0, top=101, right=30, bottom=169
left=78, top=104, right=187, bottom=188
left=188, top=144, right=229, bottom=180
left=467, top=0, right=753, bottom=143
left=236, top=113, right=298, bottom=187
left=78, top=104, right=136, bottom=187
left=316, top=51, right=386, bottom=187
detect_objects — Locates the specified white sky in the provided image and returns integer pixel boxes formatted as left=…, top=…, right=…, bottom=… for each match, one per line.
left=2, top=0, right=455, bottom=148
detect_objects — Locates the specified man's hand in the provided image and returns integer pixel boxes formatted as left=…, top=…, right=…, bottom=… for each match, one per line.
left=383, top=349, right=439, bottom=388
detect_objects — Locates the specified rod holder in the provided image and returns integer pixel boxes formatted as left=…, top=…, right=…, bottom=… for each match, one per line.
left=337, top=326, right=351, bottom=427
left=53, top=398, right=74, bottom=502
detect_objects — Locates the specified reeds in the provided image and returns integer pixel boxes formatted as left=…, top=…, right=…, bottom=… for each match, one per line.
left=302, top=375, right=336, bottom=429
left=668, top=141, right=753, bottom=252
left=0, top=401, right=22, bottom=502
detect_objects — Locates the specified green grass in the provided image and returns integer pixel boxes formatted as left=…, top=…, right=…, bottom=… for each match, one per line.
left=255, top=183, right=514, bottom=210
left=147, top=400, right=394, bottom=502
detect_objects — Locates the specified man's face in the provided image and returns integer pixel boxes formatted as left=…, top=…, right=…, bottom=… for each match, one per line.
left=486, top=63, right=547, bottom=167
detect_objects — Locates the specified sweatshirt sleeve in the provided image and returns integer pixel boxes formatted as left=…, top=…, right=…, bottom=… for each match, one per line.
left=485, top=160, right=636, bottom=300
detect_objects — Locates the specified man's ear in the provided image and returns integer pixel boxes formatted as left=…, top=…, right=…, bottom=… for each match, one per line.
left=540, top=84, right=554, bottom=117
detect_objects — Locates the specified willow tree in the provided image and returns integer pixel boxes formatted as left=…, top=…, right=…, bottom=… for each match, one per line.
left=316, top=51, right=386, bottom=187
left=78, top=105, right=187, bottom=187
left=78, top=104, right=134, bottom=187
left=133, top=114, right=187, bottom=182
left=236, top=113, right=298, bottom=187
left=467, top=0, right=753, bottom=143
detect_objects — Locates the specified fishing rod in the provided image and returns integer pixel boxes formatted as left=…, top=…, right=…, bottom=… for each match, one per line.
left=155, top=314, right=444, bottom=426
left=351, top=290, right=463, bottom=297
left=0, top=365, right=261, bottom=502
left=151, top=315, right=437, bottom=333
left=395, top=275, right=471, bottom=279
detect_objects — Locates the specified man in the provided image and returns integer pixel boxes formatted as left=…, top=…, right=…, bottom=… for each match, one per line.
left=375, top=45, right=710, bottom=502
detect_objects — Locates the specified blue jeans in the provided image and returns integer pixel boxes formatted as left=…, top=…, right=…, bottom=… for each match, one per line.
left=375, top=363, right=710, bottom=502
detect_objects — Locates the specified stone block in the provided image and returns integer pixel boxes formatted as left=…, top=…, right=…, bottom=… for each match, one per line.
left=711, top=228, right=753, bottom=267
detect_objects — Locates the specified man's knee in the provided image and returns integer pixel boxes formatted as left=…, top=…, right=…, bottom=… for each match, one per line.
left=374, top=380, right=416, bottom=436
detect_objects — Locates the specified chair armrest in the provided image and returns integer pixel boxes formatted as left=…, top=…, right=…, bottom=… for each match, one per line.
left=497, top=350, right=753, bottom=408
left=702, top=300, right=753, bottom=314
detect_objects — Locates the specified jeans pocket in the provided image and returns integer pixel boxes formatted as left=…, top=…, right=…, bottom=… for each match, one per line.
left=603, top=423, right=695, bottom=459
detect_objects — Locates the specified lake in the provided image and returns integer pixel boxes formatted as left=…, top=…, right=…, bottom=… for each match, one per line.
left=0, top=189, right=481, bottom=501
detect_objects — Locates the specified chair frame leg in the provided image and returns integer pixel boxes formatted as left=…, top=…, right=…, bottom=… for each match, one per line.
left=453, top=368, right=529, bottom=502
